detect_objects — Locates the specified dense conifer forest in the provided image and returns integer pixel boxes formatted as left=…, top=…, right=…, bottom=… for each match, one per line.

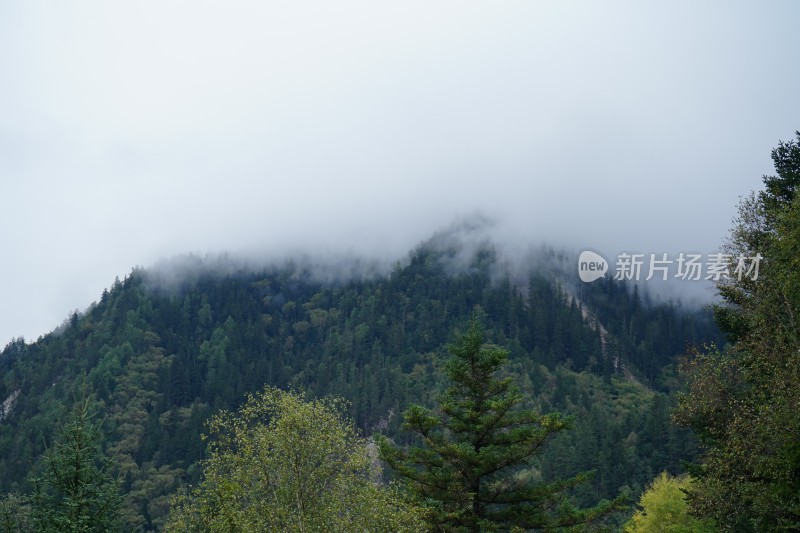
left=0, top=231, right=721, bottom=530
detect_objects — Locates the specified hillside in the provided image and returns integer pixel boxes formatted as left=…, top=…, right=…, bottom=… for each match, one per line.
left=0, top=239, right=721, bottom=531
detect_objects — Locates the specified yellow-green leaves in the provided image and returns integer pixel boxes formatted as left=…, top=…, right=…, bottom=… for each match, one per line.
left=165, top=386, right=425, bottom=532
left=624, top=473, right=717, bottom=533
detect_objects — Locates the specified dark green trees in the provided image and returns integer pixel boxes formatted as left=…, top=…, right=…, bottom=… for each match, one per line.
left=30, top=394, right=122, bottom=533
left=378, top=318, right=624, bottom=532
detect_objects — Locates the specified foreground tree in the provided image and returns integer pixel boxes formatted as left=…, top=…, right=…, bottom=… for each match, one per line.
left=378, top=317, right=625, bottom=532
left=623, top=472, right=717, bottom=533
left=164, top=386, right=425, bottom=532
left=674, top=132, right=800, bottom=530
left=30, top=394, right=122, bottom=533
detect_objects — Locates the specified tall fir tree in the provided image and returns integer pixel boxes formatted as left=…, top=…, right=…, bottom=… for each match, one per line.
left=378, top=316, right=625, bottom=532
left=30, top=391, right=121, bottom=533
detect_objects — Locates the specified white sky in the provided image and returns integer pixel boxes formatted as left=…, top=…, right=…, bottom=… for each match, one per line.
left=1, top=1, right=799, bottom=345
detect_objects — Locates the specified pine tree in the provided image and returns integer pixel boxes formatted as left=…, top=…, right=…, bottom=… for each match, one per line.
left=30, top=392, right=121, bottom=533
left=378, top=317, right=625, bottom=532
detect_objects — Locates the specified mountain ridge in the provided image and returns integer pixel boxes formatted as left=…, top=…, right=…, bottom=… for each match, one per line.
left=0, top=237, right=720, bottom=530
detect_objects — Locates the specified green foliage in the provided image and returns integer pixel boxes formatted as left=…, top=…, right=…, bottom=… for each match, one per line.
left=378, top=317, right=626, bottom=531
left=0, top=233, right=721, bottom=530
left=30, top=393, right=121, bottom=533
left=165, top=386, right=425, bottom=532
left=674, top=132, right=800, bottom=530
left=0, top=493, right=31, bottom=533
left=623, top=472, right=716, bottom=532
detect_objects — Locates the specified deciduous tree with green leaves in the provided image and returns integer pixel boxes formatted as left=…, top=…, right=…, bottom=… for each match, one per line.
left=674, top=132, right=800, bottom=530
left=623, top=472, right=717, bottom=533
left=164, top=386, right=425, bottom=532
left=0, top=493, right=31, bottom=533
left=378, top=317, right=625, bottom=532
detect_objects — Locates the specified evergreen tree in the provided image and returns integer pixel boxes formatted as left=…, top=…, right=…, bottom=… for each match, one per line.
left=378, top=317, right=625, bottom=532
left=30, top=393, right=121, bottom=533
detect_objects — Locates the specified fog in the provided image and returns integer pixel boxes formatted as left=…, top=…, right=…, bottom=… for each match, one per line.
left=1, top=1, right=799, bottom=345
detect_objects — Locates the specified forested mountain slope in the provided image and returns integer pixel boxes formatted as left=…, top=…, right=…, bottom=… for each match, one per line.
left=0, top=239, right=720, bottom=530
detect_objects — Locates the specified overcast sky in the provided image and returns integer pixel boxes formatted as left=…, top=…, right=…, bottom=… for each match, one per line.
left=1, top=1, right=799, bottom=345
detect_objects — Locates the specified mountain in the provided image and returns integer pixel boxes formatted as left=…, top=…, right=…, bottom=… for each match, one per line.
left=0, top=237, right=721, bottom=530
